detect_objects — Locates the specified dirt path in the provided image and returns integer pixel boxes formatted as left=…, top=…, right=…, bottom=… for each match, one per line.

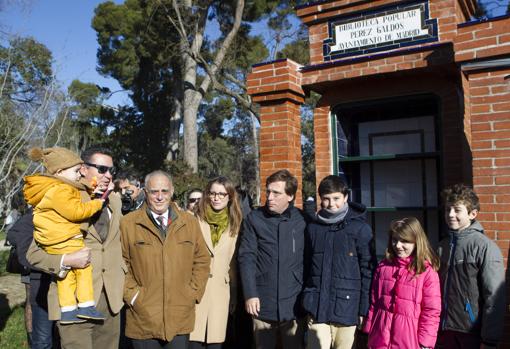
left=0, top=274, right=26, bottom=310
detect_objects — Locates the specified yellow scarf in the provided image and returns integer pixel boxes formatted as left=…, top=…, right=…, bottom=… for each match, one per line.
left=205, top=205, right=229, bottom=247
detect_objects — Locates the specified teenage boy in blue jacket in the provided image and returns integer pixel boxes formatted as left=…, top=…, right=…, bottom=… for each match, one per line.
left=302, top=175, right=375, bottom=349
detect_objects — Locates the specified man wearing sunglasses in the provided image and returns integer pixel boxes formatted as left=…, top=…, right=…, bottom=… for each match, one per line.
left=28, top=146, right=125, bottom=349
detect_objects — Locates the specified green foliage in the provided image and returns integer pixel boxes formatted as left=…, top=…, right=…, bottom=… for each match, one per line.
left=163, top=159, right=206, bottom=206
left=0, top=250, right=10, bottom=277
left=199, top=96, right=235, bottom=138
left=92, top=0, right=179, bottom=170
left=301, top=92, right=321, bottom=199
left=198, top=133, right=238, bottom=180
left=0, top=305, right=27, bottom=349
left=0, top=37, right=52, bottom=103
left=277, top=26, right=309, bottom=65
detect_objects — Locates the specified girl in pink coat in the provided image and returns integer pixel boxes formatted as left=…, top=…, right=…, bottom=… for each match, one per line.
left=363, top=217, right=441, bottom=349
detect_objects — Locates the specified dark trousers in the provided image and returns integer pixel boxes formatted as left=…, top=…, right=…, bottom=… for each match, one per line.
left=58, top=292, right=120, bottom=349
left=31, top=302, right=57, bottom=349
left=132, top=335, right=189, bottom=349
left=436, top=330, right=482, bottom=349
left=189, top=342, right=222, bottom=349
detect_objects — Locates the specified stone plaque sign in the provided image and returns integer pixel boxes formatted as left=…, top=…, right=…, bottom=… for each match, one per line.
left=323, top=1, right=438, bottom=60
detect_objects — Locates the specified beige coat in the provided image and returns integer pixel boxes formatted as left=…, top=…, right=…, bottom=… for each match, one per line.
left=27, top=191, right=126, bottom=320
left=190, top=218, right=238, bottom=343
left=121, top=204, right=211, bottom=341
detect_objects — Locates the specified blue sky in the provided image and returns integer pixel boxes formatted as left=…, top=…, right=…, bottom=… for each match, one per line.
left=2, top=0, right=506, bottom=108
left=0, top=0, right=129, bottom=106
left=0, top=0, right=280, bottom=107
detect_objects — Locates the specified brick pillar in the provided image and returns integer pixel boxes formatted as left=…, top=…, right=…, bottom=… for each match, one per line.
left=247, top=59, right=305, bottom=206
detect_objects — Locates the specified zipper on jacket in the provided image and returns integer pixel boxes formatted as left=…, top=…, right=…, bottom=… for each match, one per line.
left=442, top=233, right=457, bottom=330
left=292, top=229, right=295, bottom=253
left=465, top=299, right=476, bottom=324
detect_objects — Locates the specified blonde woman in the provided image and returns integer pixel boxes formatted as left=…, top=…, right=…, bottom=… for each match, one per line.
left=190, top=176, right=242, bottom=349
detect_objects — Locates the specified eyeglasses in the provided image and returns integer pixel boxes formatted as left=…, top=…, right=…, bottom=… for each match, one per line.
left=188, top=197, right=201, bottom=203
left=208, top=192, right=228, bottom=199
left=84, top=162, right=116, bottom=175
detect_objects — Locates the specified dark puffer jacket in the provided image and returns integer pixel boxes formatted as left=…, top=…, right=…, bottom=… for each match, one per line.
left=302, top=202, right=375, bottom=326
left=238, top=205, right=306, bottom=322
left=437, top=221, right=505, bottom=346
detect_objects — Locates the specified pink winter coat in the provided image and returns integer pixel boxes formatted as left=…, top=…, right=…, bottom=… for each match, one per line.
left=363, top=256, right=441, bottom=349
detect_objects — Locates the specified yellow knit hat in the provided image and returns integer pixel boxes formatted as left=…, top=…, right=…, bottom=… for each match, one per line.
left=28, top=147, right=83, bottom=175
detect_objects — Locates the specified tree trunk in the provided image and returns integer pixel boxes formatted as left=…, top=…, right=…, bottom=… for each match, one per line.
left=183, top=91, right=200, bottom=172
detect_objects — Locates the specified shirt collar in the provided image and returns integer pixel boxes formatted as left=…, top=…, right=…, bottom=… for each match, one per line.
left=150, top=209, right=169, bottom=222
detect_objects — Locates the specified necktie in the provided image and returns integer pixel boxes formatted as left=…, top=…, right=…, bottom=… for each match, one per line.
left=157, top=215, right=166, bottom=231
left=93, top=208, right=110, bottom=242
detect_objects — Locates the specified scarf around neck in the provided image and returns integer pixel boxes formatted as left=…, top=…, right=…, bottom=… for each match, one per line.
left=205, top=205, right=229, bottom=247
left=316, top=203, right=349, bottom=224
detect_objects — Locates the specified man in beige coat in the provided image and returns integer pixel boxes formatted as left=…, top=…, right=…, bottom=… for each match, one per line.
left=121, top=170, right=210, bottom=349
left=27, top=146, right=126, bottom=349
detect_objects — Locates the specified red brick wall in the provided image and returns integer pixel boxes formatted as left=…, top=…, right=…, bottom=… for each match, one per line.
left=247, top=0, right=510, bottom=346
left=464, top=66, right=510, bottom=348
left=297, top=0, right=473, bottom=66
left=465, top=67, right=510, bottom=260
left=455, top=22, right=510, bottom=344
left=258, top=101, right=304, bottom=206
left=455, top=17, right=510, bottom=62
left=247, top=59, right=305, bottom=206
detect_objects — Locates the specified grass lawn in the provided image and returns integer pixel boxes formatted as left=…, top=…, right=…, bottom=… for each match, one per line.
left=0, top=305, right=28, bottom=348
left=0, top=250, right=11, bottom=277
left=0, top=247, right=27, bottom=348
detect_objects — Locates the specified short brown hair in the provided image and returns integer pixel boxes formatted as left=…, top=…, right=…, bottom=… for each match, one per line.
left=442, top=184, right=480, bottom=213
left=266, top=170, right=298, bottom=198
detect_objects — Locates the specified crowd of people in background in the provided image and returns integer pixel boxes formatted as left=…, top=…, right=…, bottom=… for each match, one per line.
left=5, top=145, right=506, bottom=349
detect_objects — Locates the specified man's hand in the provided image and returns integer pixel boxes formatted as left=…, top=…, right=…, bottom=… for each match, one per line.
left=63, top=247, right=91, bottom=269
left=357, top=316, right=365, bottom=330
left=245, top=297, right=260, bottom=317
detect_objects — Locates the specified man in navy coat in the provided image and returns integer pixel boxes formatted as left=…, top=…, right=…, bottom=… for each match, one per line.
left=238, top=169, right=306, bottom=349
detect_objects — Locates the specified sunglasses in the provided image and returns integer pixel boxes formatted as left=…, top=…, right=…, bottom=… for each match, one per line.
left=188, top=198, right=201, bottom=203
left=84, top=162, right=117, bottom=175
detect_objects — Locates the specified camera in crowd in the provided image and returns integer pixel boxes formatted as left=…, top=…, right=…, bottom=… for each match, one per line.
left=121, top=189, right=137, bottom=214
left=116, top=174, right=144, bottom=215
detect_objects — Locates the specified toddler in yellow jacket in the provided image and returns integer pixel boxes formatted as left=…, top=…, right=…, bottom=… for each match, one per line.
left=23, top=147, right=107, bottom=324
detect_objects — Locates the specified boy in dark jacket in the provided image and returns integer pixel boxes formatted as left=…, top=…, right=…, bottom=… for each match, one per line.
left=303, top=175, right=375, bottom=349
left=436, top=184, right=505, bottom=349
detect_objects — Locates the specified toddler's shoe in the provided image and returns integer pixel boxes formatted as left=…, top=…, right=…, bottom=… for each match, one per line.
left=76, top=306, right=105, bottom=321
left=60, top=309, right=86, bottom=325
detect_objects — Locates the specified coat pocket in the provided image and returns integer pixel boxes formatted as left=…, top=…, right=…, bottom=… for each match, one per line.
left=333, top=289, right=359, bottom=317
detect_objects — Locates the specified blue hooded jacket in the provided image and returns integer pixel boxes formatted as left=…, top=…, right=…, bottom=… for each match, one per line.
left=302, top=202, right=375, bottom=325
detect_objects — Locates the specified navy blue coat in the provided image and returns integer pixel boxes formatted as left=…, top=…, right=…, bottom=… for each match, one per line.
left=302, top=202, right=375, bottom=326
left=238, top=205, right=306, bottom=322
left=7, top=208, right=52, bottom=308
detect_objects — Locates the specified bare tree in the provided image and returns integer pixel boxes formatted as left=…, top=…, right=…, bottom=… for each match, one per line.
left=159, top=0, right=246, bottom=172
left=0, top=41, right=72, bottom=225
